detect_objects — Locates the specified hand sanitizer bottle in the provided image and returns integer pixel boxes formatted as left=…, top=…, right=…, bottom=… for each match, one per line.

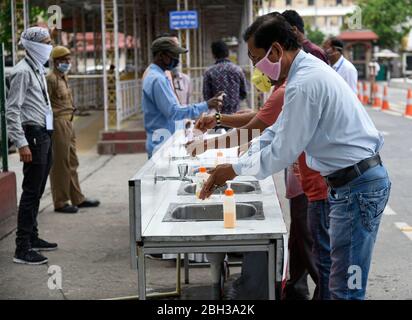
left=224, top=182, right=236, bottom=229
left=215, top=151, right=225, bottom=167
left=195, top=167, right=210, bottom=199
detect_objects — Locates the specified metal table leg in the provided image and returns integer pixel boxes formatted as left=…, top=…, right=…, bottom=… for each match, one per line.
left=268, top=242, right=276, bottom=300
left=184, top=253, right=190, bottom=284
left=137, top=246, right=146, bottom=300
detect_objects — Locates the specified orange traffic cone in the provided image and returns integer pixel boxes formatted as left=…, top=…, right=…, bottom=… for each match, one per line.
left=357, top=82, right=363, bottom=102
left=373, top=84, right=382, bottom=108
left=362, top=82, right=369, bottom=105
left=382, top=85, right=390, bottom=111
left=406, top=89, right=412, bottom=117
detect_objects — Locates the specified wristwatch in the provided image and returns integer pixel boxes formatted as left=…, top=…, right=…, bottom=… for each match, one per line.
left=215, top=112, right=222, bottom=126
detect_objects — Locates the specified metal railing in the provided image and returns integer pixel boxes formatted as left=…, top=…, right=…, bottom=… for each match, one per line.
left=68, top=75, right=104, bottom=112
left=1, top=43, right=8, bottom=172
left=117, top=79, right=142, bottom=129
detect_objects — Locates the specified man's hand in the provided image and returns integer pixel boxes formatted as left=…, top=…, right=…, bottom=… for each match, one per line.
left=195, top=114, right=217, bottom=132
left=19, top=146, right=32, bottom=163
left=207, top=91, right=225, bottom=111
left=199, top=164, right=237, bottom=200
left=185, top=139, right=207, bottom=157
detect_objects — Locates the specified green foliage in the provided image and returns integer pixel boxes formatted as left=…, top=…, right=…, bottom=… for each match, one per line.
left=356, top=0, right=412, bottom=48
left=0, top=0, right=12, bottom=54
left=0, top=1, right=48, bottom=55
left=306, top=25, right=326, bottom=46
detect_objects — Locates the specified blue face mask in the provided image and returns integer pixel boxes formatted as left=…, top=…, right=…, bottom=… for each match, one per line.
left=57, top=63, right=71, bottom=74
left=166, top=57, right=180, bottom=71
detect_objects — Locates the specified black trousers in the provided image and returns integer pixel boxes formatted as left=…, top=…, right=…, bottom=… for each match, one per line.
left=283, top=193, right=320, bottom=300
left=15, top=126, right=53, bottom=253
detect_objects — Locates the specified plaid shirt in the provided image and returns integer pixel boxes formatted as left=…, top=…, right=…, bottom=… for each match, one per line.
left=203, top=59, right=247, bottom=114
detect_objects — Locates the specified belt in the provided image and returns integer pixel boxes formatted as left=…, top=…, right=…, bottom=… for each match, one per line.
left=22, top=124, right=53, bottom=135
left=325, top=154, right=382, bottom=189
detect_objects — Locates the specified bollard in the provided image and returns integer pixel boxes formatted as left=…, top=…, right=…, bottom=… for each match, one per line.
left=373, top=84, right=382, bottom=108
left=406, top=89, right=412, bottom=117
left=362, top=82, right=369, bottom=105
left=357, top=82, right=363, bottom=102
left=382, top=85, right=390, bottom=111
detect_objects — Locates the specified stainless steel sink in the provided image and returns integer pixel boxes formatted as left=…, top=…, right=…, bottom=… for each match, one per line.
left=177, top=181, right=261, bottom=196
left=163, top=201, right=264, bottom=222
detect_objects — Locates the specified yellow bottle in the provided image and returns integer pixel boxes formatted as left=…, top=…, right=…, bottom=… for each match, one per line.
left=223, top=183, right=236, bottom=229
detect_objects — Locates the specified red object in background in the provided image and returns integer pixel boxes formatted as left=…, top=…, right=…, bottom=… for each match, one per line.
left=0, top=172, right=17, bottom=223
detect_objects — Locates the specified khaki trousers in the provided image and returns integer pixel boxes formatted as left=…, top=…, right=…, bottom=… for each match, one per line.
left=50, top=118, right=85, bottom=209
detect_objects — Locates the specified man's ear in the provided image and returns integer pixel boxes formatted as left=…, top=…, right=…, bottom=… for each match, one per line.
left=269, top=42, right=282, bottom=61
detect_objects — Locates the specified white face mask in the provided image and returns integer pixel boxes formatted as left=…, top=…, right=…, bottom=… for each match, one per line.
left=21, top=38, right=53, bottom=66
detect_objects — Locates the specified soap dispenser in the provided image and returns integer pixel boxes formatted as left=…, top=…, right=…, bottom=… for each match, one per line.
left=195, top=167, right=210, bottom=199
left=223, top=181, right=236, bottom=229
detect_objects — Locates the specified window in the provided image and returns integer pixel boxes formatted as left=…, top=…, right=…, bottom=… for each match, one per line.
left=308, top=0, right=315, bottom=5
left=286, top=0, right=292, bottom=5
left=337, top=0, right=343, bottom=4
left=352, top=43, right=367, bottom=61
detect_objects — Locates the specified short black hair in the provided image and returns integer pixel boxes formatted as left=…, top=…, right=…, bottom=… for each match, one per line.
left=243, top=12, right=300, bottom=51
left=211, top=41, right=229, bottom=59
left=282, top=10, right=305, bottom=34
left=328, top=37, right=344, bottom=53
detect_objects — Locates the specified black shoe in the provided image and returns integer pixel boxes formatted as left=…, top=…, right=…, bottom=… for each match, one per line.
left=31, top=238, right=58, bottom=252
left=55, top=204, right=79, bottom=214
left=78, top=199, right=100, bottom=208
left=13, top=250, right=48, bottom=265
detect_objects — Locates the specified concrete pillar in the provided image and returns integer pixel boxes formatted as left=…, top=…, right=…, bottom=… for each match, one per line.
left=101, top=0, right=120, bottom=131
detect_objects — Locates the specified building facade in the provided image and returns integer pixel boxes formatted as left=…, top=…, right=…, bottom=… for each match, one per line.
left=262, top=0, right=357, bottom=36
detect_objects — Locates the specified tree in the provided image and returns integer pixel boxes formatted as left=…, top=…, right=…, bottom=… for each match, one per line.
left=306, top=25, right=326, bottom=46
left=0, top=0, right=12, bottom=54
left=357, top=0, right=412, bottom=48
left=0, top=1, right=48, bottom=56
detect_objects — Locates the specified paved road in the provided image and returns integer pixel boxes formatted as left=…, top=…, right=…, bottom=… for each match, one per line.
left=365, top=108, right=412, bottom=300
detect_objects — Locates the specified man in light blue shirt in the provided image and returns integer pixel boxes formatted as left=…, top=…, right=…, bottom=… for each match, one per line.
left=200, top=14, right=391, bottom=300
left=142, top=37, right=222, bottom=158
left=323, top=37, right=358, bottom=94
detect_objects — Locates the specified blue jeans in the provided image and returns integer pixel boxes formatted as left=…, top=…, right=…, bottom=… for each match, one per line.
left=328, top=164, right=391, bottom=300
left=307, top=199, right=331, bottom=300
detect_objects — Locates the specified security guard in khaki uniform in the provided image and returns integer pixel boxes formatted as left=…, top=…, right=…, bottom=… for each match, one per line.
left=47, top=46, right=100, bottom=214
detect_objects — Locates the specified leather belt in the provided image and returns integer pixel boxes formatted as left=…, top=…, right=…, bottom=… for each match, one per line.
left=325, top=154, right=382, bottom=189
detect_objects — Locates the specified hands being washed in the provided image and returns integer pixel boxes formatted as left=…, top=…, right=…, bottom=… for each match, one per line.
left=199, top=164, right=238, bottom=200
left=195, top=114, right=217, bottom=133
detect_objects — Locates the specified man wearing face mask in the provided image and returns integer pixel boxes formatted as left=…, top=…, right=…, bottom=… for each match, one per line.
left=189, top=12, right=331, bottom=300
left=142, top=37, right=223, bottom=158
left=46, top=46, right=100, bottom=214
left=323, top=37, right=358, bottom=94
left=6, top=27, right=56, bottom=265
left=200, top=13, right=391, bottom=300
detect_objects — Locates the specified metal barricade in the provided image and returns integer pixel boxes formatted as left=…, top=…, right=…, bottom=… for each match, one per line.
left=68, top=75, right=104, bottom=112
left=118, top=79, right=142, bottom=127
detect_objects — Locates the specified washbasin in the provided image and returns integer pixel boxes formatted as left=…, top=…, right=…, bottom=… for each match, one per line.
left=177, top=181, right=261, bottom=196
left=163, top=201, right=265, bottom=222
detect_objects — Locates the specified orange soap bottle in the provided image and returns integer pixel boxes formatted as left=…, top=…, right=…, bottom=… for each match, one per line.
left=223, top=182, right=236, bottom=229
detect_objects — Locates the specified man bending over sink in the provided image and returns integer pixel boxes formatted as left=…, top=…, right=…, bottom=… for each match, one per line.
left=199, top=14, right=391, bottom=301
